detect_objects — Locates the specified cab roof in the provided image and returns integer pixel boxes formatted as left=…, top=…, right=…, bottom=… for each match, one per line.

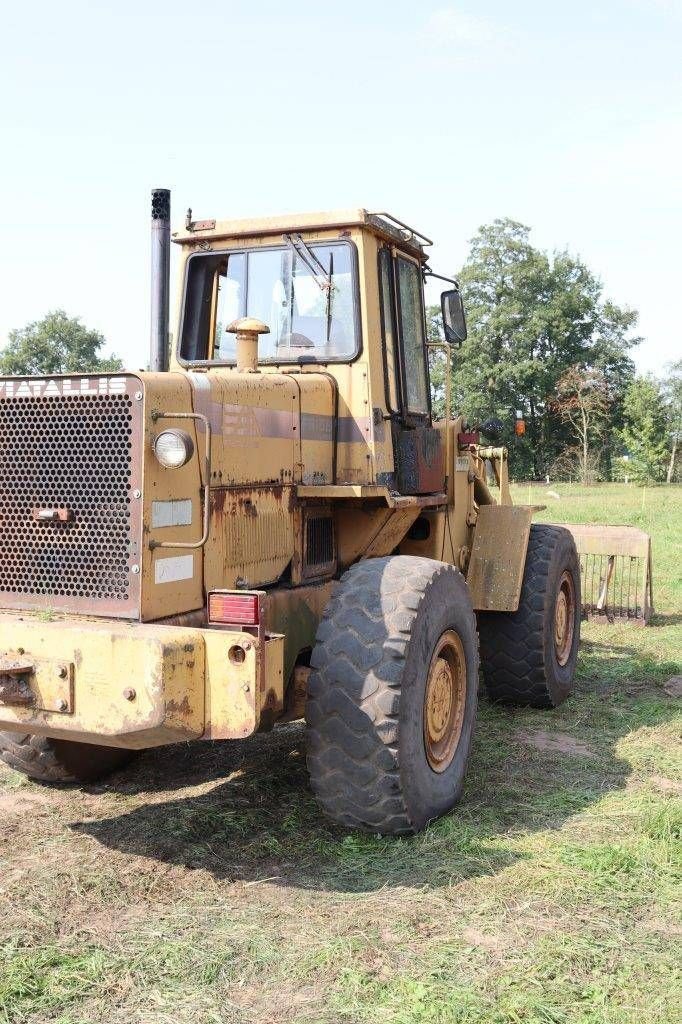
left=172, top=208, right=431, bottom=258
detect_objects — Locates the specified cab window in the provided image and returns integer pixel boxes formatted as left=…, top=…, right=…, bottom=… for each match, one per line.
left=180, top=241, right=360, bottom=364
left=395, top=257, right=429, bottom=416
left=378, top=249, right=400, bottom=412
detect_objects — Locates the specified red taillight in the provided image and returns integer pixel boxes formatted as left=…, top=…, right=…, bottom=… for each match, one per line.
left=208, top=592, right=259, bottom=626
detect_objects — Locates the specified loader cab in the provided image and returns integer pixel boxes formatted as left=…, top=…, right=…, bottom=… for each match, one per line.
left=172, top=209, right=459, bottom=496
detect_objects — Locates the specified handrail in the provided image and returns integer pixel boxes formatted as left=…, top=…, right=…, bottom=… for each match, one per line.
left=369, top=212, right=433, bottom=247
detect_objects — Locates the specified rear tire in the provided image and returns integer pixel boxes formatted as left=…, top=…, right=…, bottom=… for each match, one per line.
left=478, top=524, right=580, bottom=708
left=306, top=555, right=479, bottom=835
left=0, top=732, right=137, bottom=783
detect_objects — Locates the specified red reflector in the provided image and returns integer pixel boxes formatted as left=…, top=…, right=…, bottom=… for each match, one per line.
left=208, top=593, right=259, bottom=625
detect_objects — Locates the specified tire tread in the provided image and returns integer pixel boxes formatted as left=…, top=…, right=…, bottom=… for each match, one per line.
left=306, top=555, right=478, bottom=834
left=478, top=524, right=578, bottom=708
left=0, top=732, right=136, bottom=783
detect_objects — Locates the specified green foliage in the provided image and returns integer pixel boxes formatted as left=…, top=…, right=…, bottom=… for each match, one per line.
left=0, top=309, right=122, bottom=376
left=430, top=219, right=639, bottom=479
left=661, top=359, right=682, bottom=482
left=618, top=377, right=670, bottom=483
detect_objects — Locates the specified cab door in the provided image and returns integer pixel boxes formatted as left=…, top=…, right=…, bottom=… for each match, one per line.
left=377, top=246, right=445, bottom=495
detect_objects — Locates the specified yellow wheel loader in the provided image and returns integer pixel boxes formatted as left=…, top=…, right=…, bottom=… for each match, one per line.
left=0, top=192, right=650, bottom=833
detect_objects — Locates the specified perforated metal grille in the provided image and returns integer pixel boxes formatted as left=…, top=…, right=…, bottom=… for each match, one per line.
left=0, top=388, right=140, bottom=612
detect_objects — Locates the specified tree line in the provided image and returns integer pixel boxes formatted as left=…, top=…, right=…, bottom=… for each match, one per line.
left=428, top=218, right=680, bottom=484
left=1, top=229, right=680, bottom=485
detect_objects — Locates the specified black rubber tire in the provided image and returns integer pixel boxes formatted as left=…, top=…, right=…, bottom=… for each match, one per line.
left=305, top=555, right=479, bottom=835
left=0, top=732, right=137, bottom=783
left=477, top=524, right=581, bottom=708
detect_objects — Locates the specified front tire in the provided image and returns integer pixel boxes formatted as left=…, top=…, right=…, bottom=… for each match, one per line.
left=477, top=524, right=581, bottom=708
left=306, top=555, right=479, bottom=835
left=0, top=732, right=137, bottom=783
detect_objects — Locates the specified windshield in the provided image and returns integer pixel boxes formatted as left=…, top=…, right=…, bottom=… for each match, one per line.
left=180, top=241, right=359, bottom=364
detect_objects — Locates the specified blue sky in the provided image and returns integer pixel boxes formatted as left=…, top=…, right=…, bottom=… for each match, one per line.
left=0, top=0, right=679, bottom=373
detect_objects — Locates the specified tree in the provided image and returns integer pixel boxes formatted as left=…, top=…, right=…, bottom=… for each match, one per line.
left=432, top=219, right=639, bottom=478
left=0, top=310, right=122, bottom=376
left=618, top=377, right=669, bottom=484
left=553, top=365, right=612, bottom=483
left=662, top=360, right=682, bottom=483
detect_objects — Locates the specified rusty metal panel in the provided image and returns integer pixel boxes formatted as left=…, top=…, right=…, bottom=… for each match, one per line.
left=0, top=374, right=143, bottom=619
left=467, top=505, right=534, bottom=612
left=299, top=374, right=335, bottom=484
left=0, top=612, right=290, bottom=748
left=560, top=524, right=650, bottom=559
left=204, top=486, right=295, bottom=592
left=0, top=614, right=204, bottom=748
left=363, top=508, right=422, bottom=560
left=263, top=581, right=334, bottom=687
left=396, top=426, right=444, bottom=495
left=141, top=372, right=204, bottom=622
left=203, top=629, right=284, bottom=741
left=0, top=651, right=73, bottom=714
left=188, top=371, right=298, bottom=486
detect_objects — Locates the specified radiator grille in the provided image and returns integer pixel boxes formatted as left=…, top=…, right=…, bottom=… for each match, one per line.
left=304, top=512, right=335, bottom=577
left=0, top=380, right=142, bottom=616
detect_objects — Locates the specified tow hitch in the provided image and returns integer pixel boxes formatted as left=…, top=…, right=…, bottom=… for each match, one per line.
left=0, top=651, right=74, bottom=713
left=0, top=654, right=34, bottom=706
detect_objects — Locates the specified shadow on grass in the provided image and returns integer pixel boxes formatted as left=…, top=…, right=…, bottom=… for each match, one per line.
left=70, top=637, right=678, bottom=895
left=650, top=612, right=682, bottom=627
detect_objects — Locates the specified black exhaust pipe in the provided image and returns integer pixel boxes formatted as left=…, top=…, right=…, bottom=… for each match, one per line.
left=150, top=188, right=171, bottom=372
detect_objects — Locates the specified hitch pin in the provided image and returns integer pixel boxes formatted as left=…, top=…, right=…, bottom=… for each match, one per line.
left=33, top=508, right=73, bottom=522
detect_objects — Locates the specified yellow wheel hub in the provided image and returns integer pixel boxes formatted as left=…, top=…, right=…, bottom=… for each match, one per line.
left=423, top=630, right=466, bottom=773
left=554, top=571, right=576, bottom=666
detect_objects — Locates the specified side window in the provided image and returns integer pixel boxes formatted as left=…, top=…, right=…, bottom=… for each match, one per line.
left=396, top=257, right=429, bottom=416
left=378, top=249, right=400, bottom=412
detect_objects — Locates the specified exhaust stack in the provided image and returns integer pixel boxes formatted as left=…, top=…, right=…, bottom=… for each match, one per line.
left=150, top=188, right=171, bottom=372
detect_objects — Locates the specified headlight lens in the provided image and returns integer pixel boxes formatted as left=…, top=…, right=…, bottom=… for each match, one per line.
left=153, top=429, right=194, bottom=469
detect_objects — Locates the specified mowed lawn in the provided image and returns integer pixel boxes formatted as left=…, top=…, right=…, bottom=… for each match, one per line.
left=0, top=485, right=680, bottom=1024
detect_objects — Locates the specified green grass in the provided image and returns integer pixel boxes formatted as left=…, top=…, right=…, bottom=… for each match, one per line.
left=516, top=480, right=681, bottom=612
left=0, top=484, right=680, bottom=1023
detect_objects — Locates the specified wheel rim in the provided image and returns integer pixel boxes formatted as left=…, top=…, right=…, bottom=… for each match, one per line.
left=423, top=630, right=467, bottom=773
left=554, top=570, right=576, bottom=666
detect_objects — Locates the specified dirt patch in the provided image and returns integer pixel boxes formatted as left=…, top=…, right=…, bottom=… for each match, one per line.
left=462, top=926, right=505, bottom=951
left=649, top=775, right=682, bottom=796
left=515, top=730, right=596, bottom=758
left=0, top=789, right=51, bottom=815
left=63, top=903, right=155, bottom=940
left=663, top=675, right=682, bottom=698
left=639, top=917, right=682, bottom=937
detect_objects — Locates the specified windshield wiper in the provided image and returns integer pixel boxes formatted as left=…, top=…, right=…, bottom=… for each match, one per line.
left=284, top=233, right=335, bottom=342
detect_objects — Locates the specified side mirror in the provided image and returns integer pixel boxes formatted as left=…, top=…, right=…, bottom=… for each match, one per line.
left=441, top=289, right=467, bottom=345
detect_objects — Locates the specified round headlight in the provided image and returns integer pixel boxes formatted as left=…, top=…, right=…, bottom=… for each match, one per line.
left=153, top=429, right=194, bottom=469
